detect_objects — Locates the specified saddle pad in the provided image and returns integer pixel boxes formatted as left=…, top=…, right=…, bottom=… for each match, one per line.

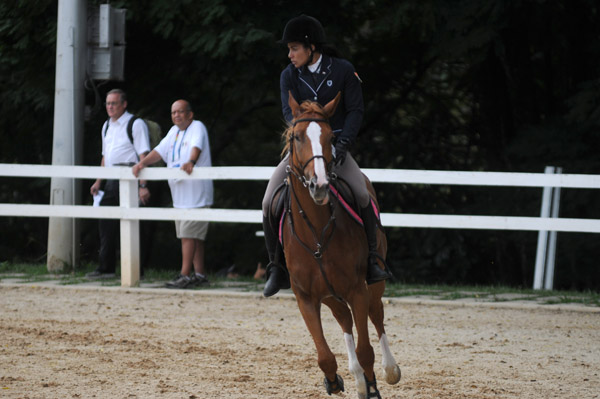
left=276, top=181, right=382, bottom=245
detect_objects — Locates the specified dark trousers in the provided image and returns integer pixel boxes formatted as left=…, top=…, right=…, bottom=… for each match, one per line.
left=98, top=180, right=120, bottom=273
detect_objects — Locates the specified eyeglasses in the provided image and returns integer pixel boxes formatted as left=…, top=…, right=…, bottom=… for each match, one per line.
left=105, top=101, right=122, bottom=107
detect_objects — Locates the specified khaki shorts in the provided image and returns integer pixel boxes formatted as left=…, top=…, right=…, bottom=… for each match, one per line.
left=175, top=220, right=209, bottom=240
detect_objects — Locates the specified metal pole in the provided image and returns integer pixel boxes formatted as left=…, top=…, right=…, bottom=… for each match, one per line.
left=47, top=0, right=86, bottom=272
left=544, top=167, right=562, bottom=290
left=533, top=166, right=554, bottom=289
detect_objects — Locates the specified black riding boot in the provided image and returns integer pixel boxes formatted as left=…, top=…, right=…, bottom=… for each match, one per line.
left=262, top=216, right=290, bottom=297
left=361, top=204, right=391, bottom=284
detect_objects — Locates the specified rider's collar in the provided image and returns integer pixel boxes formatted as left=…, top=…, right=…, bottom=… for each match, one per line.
left=307, top=54, right=322, bottom=74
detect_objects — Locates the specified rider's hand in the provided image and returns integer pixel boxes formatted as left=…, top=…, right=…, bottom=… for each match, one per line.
left=334, top=138, right=351, bottom=166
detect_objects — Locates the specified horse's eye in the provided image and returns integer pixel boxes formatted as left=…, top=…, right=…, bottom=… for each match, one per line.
left=294, top=134, right=302, bottom=142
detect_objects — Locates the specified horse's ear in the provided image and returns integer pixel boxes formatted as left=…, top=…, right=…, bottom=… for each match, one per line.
left=288, top=91, right=302, bottom=118
left=323, top=92, right=341, bottom=118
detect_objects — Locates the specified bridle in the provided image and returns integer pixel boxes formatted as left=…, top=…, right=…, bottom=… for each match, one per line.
left=287, top=116, right=335, bottom=186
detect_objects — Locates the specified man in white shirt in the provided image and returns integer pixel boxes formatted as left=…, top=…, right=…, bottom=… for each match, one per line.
left=132, top=99, right=214, bottom=288
left=88, top=89, right=151, bottom=278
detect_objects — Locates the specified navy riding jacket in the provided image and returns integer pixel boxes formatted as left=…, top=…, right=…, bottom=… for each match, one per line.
left=280, top=54, right=364, bottom=144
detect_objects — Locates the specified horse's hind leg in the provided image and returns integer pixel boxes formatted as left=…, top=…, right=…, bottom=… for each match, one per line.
left=368, top=281, right=401, bottom=385
left=296, top=294, right=341, bottom=393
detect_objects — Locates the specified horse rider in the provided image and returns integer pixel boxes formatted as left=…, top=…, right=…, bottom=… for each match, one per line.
left=261, top=15, right=391, bottom=297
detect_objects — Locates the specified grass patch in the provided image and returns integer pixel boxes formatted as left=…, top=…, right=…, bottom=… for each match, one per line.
left=541, top=292, right=600, bottom=307
left=1, top=263, right=598, bottom=306
left=0, top=261, right=49, bottom=275
left=383, top=282, right=599, bottom=306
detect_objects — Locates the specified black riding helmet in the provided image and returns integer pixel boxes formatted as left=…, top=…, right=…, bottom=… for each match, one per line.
left=279, top=15, right=326, bottom=45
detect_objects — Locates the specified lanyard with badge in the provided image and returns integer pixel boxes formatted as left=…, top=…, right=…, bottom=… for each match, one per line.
left=171, top=128, right=188, bottom=167
left=170, top=128, right=187, bottom=183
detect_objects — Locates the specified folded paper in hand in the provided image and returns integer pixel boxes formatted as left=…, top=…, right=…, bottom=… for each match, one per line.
left=93, top=190, right=104, bottom=207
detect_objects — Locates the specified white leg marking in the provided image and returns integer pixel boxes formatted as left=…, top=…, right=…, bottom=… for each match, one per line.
left=306, top=122, right=328, bottom=187
left=379, top=333, right=401, bottom=384
left=344, top=333, right=367, bottom=398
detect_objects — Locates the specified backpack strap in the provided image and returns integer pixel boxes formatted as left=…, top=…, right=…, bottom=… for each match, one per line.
left=104, top=115, right=144, bottom=149
left=103, top=119, right=110, bottom=137
left=126, top=115, right=138, bottom=144
left=103, top=115, right=138, bottom=145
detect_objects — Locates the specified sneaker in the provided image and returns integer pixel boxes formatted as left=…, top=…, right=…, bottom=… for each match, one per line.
left=189, top=274, right=210, bottom=287
left=86, top=270, right=116, bottom=279
left=165, top=274, right=192, bottom=289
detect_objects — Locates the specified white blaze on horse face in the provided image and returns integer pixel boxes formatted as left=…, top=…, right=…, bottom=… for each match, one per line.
left=306, top=122, right=328, bottom=187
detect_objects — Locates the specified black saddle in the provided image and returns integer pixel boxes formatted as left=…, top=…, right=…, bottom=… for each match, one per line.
left=267, top=177, right=374, bottom=237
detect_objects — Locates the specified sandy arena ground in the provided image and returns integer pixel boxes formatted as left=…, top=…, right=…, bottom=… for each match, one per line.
left=1, top=284, right=599, bottom=399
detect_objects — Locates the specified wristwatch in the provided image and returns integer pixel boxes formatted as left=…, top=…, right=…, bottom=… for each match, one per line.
left=139, top=183, right=148, bottom=189
left=189, top=159, right=196, bottom=165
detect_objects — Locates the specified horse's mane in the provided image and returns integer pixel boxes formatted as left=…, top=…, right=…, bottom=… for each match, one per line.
left=281, top=100, right=329, bottom=158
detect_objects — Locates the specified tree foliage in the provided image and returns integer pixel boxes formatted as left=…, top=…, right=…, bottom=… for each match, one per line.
left=1, top=0, right=599, bottom=289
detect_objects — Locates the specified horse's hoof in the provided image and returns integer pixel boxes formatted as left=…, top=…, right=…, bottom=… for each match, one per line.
left=324, top=374, right=344, bottom=395
left=384, top=364, right=401, bottom=385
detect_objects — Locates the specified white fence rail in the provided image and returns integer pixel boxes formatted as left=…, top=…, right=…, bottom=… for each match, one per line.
left=1, top=163, right=599, bottom=287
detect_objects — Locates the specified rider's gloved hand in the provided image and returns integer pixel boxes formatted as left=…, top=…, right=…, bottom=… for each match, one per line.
left=334, top=138, right=351, bottom=166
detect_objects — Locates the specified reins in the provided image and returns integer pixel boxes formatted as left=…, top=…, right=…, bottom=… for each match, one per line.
left=285, top=114, right=345, bottom=303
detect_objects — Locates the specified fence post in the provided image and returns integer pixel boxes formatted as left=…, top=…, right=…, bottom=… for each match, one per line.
left=544, top=167, right=562, bottom=290
left=533, top=166, right=554, bottom=289
left=119, top=177, right=140, bottom=287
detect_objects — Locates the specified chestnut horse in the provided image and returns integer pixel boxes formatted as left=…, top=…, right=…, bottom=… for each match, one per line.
left=279, top=92, right=401, bottom=399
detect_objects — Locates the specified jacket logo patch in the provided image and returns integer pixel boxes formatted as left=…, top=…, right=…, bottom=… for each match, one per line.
left=327, top=80, right=333, bottom=87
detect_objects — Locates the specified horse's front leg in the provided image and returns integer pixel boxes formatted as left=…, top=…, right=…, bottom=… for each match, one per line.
left=324, top=297, right=365, bottom=392
left=349, top=285, right=380, bottom=399
left=295, top=292, right=342, bottom=393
